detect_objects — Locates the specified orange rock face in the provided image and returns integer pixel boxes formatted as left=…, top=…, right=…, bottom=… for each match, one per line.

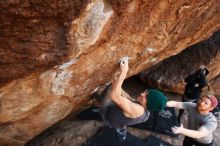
left=0, top=0, right=220, bottom=145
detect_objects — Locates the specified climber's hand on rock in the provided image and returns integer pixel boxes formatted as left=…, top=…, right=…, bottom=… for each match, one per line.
left=120, top=59, right=129, bottom=73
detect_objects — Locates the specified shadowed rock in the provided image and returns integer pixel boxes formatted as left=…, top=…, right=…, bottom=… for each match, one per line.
left=140, top=30, right=220, bottom=94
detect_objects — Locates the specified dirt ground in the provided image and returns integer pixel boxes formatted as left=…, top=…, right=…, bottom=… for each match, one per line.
left=25, top=76, right=220, bottom=146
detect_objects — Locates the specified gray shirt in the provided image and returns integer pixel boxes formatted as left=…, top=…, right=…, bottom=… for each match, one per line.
left=182, top=102, right=217, bottom=144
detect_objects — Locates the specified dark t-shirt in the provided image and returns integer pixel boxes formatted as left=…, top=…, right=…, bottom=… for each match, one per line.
left=184, top=69, right=208, bottom=100
left=107, top=104, right=150, bottom=128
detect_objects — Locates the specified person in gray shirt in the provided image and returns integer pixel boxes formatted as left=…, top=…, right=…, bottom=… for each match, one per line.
left=167, top=93, right=218, bottom=146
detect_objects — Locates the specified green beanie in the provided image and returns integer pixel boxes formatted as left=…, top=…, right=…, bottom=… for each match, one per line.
left=147, top=89, right=167, bottom=112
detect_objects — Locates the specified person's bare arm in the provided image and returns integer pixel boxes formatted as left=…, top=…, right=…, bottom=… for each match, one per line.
left=110, top=60, right=128, bottom=103
left=172, top=124, right=209, bottom=139
left=121, top=89, right=136, bottom=102
left=166, top=101, right=184, bottom=109
left=110, top=59, right=144, bottom=118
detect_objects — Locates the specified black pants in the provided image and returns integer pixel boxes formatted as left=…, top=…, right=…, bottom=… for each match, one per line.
left=183, top=136, right=213, bottom=146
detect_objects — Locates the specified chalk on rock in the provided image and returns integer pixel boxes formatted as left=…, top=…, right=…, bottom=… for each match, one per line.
left=118, top=56, right=132, bottom=64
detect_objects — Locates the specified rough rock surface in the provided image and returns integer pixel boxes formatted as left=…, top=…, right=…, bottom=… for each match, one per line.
left=210, top=76, right=220, bottom=98
left=0, top=0, right=220, bottom=145
left=140, top=30, right=220, bottom=94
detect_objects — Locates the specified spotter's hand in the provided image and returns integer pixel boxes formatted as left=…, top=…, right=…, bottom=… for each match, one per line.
left=171, top=123, right=183, bottom=134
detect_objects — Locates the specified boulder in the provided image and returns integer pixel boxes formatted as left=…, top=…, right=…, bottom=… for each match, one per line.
left=0, top=0, right=220, bottom=145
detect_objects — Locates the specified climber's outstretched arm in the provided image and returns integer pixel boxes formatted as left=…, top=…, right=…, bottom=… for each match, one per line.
left=110, top=60, right=128, bottom=101
left=166, top=101, right=184, bottom=109
left=110, top=59, right=144, bottom=118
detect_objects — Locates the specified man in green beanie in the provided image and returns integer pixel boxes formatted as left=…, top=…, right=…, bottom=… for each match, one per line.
left=98, top=57, right=167, bottom=141
left=146, top=89, right=168, bottom=111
